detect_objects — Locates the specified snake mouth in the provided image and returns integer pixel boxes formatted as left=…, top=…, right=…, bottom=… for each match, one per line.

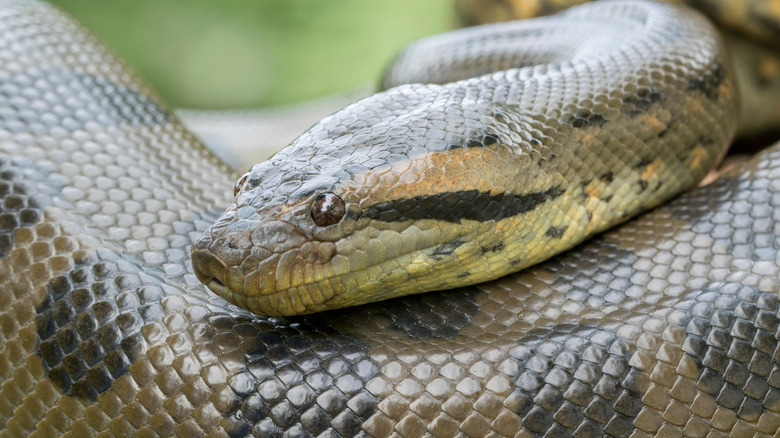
left=205, top=278, right=232, bottom=299
left=191, top=249, right=240, bottom=301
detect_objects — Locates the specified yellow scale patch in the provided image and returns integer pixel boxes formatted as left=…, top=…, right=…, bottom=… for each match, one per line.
left=583, top=178, right=609, bottom=234
left=641, top=159, right=663, bottom=181
left=689, top=146, right=709, bottom=171
left=636, top=112, right=665, bottom=133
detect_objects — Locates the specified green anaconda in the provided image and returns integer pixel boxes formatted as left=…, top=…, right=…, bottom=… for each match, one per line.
left=1, top=1, right=780, bottom=437
left=192, top=1, right=737, bottom=316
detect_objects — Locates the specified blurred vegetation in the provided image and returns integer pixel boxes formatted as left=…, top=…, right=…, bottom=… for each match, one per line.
left=48, top=0, right=454, bottom=109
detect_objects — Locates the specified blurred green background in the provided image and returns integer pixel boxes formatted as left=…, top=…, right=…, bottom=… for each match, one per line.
left=48, top=1, right=454, bottom=109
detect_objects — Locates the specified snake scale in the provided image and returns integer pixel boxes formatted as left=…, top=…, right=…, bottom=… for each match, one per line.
left=1, top=1, right=780, bottom=438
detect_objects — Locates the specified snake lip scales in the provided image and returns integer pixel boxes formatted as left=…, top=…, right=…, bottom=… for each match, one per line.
left=192, top=0, right=738, bottom=316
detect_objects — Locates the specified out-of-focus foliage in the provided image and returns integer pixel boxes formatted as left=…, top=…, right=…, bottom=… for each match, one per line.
left=48, top=0, right=453, bottom=108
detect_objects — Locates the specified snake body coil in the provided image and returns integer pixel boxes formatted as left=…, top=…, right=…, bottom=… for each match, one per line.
left=192, top=1, right=737, bottom=317
left=3, top=1, right=780, bottom=437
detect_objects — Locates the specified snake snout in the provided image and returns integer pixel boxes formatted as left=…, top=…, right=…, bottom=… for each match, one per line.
left=191, top=249, right=233, bottom=298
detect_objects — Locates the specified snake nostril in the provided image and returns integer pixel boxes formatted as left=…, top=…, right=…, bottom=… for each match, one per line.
left=192, top=250, right=228, bottom=287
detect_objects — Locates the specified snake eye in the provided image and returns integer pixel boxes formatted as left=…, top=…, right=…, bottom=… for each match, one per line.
left=234, top=174, right=249, bottom=197
left=311, top=193, right=345, bottom=227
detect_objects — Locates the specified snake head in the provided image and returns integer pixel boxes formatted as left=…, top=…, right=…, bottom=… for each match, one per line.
left=190, top=86, right=563, bottom=316
left=191, top=154, right=363, bottom=315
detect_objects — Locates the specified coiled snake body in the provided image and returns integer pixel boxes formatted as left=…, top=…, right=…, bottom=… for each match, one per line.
left=1, top=1, right=780, bottom=437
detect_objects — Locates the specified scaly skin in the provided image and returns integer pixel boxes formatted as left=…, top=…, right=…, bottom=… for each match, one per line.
left=456, top=0, right=780, bottom=46
left=456, top=0, right=780, bottom=137
left=192, top=1, right=738, bottom=316
left=5, top=1, right=780, bottom=437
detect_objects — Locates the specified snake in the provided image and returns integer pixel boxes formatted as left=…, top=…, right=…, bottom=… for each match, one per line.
left=191, top=0, right=738, bottom=316
left=2, top=0, right=780, bottom=437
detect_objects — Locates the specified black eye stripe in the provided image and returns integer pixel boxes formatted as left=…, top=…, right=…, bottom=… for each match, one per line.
left=362, top=187, right=562, bottom=223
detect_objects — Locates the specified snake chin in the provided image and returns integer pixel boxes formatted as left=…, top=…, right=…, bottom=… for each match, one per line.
left=192, top=215, right=483, bottom=316
left=205, top=278, right=230, bottom=299
left=191, top=248, right=232, bottom=290
left=191, top=247, right=261, bottom=311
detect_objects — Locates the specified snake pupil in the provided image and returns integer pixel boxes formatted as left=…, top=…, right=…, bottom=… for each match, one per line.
left=311, top=193, right=346, bottom=227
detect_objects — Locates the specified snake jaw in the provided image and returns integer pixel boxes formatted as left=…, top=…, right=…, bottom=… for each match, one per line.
left=193, top=198, right=337, bottom=312
left=191, top=248, right=233, bottom=296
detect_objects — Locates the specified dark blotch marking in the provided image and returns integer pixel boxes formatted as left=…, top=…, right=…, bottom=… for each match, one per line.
left=634, top=158, right=652, bottom=169
left=464, top=139, right=482, bottom=148
left=39, top=338, right=63, bottom=368
left=55, top=327, right=79, bottom=354
left=0, top=213, right=16, bottom=233
left=622, top=87, right=664, bottom=116
left=46, top=366, right=71, bottom=395
left=33, top=260, right=146, bottom=402
left=72, top=379, right=97, bottom=401
left=545, top=226, right=567, bottom=238
left=481, top=242, right=505, bottom=254
left=364, top=186, right=563, bottom=224
left=223, top=413, right=252, bottom=438
left=19, top=208, right=39, bottom=225
left=432, top=239, right=465, bottom=257
left=687, top=61, right=726, bottom=100
left=483, top=132, right=499, bottom=146
left=697, top=135, right=715, bottom=146
left=214, top=314, right=380, bottom=436
left=638, top=180, right=649, bottom=191
left=50, top=276, right=72, bottom=299
left=566, top=110, right=607, bottom=128
left=601, top=171, right=614, bottom=183
left=0, top=158, right=62, bottom=257
left=0, top=158, right=145, bottom=403
left=679, top=284, right=779, bottom=423
left=449, top=131, right=500, bottom=149
left=510, top=325, right=642, bottom=434
left=103, top=349, right=130, bottom=378
left=538, top=150, right=555, bottom=167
